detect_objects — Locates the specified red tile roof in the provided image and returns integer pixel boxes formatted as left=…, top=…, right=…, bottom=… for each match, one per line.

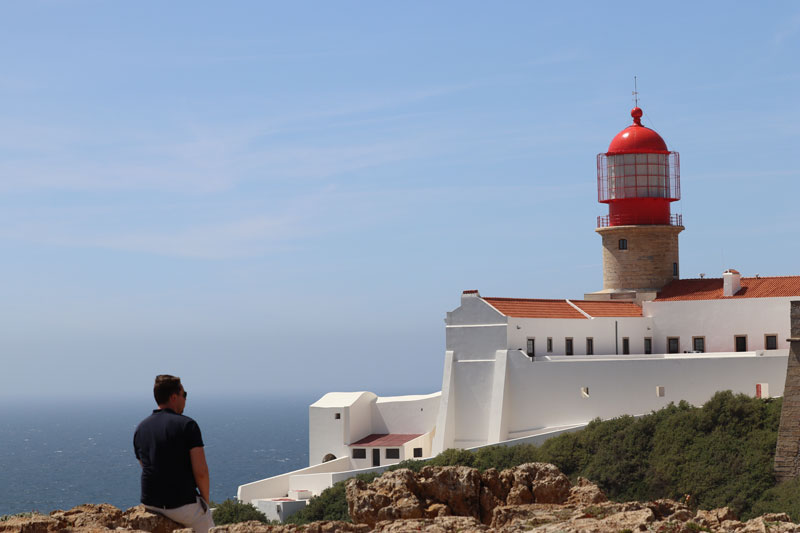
left=656, top=276, right=800, bottom=301
left=571, top=300, right=643, bottom=317
left=350, top=434, right=422, bottom=447
left=484, top=298, right=586, bottom=319
left=482, top=297, right=642, bottom=319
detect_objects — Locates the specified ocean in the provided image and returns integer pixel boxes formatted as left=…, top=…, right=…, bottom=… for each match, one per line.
left=0, top=395, right=311, bottom=516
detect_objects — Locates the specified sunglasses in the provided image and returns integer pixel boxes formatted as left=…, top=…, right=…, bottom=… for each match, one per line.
left=181, top=390, right=187, bottom=399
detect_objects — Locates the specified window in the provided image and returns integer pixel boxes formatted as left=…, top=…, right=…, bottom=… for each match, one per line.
left=335, top=413, right=341, bottom=420
left=619, top=239, right=628, bottom=250
left=765, top=335, right=778, bottom=350
left=413, top=448, right=423, bottom=458
left=644, top=337, right=652, bottom=355
left=547, top=337, right=553, bottom=353
left=622, top=337, right=630, bottom=355
left=565, top=338, right=573, bottom=356
left=526, top=338, right=535, bottom=357
left=668, top=337, right=680, bottom=354
left=385, top=448, right=400, bottom=459
left=735, top=335, right=748, bottom=352
left=673, top=262, right=679, bottom=277
left=692, top=337, right=705, bottom=353
left=586, top=338, right=594, bottom=355
left=352, top=448, right=366, bottom=459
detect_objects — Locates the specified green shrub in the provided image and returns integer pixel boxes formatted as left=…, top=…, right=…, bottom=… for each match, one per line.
left=211, top=499, right=271, bottom=525
left=750, top=477, right=800, bottom=521
left=427, top=447, right=476, bottom=468
left=387, top=458, right=427, bottom=472
left=286, top=472, right=380, bottom=525
left=286, top=392, right=789, bottom=523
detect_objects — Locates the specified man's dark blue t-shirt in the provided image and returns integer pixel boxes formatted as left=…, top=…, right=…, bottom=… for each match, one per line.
left=133, top=408, right=204, bottom=508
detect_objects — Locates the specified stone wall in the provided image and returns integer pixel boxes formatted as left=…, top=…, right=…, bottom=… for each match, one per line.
left=596, top=225, right=683, bottom=291
left=774, top=300, right=800, bottom=481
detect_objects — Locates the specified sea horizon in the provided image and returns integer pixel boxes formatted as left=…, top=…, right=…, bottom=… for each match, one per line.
left=0, top=394, right=317, bottom=517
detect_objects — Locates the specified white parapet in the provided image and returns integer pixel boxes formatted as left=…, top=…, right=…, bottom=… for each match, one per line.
left=237, top=456, right=352, bottom=503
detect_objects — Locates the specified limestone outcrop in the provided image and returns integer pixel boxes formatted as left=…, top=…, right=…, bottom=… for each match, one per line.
left=3, top=464, right=800, bottom=532
left=346, top=463, right=571, bottom=527
left=0, top=504, right=183, bottom=533
left=345, top=463, right=800, bottom=532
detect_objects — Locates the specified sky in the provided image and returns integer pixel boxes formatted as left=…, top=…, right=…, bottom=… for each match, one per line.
left=0, top=2, right=798, bottom=403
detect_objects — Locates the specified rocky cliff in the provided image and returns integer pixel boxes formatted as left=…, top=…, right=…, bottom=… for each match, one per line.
left=2, top=463, right=798, bottom=532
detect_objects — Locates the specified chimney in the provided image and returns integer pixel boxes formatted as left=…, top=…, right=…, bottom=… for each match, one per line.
left=461, top=289, right=481, bottom=304
left=723, top=269, right=741, bottom=297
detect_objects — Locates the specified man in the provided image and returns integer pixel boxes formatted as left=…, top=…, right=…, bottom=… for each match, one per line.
left=133, top=375, right=214, bottom=533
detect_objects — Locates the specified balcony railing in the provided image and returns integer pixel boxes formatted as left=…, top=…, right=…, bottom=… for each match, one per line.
left=597, top=213, right=683, bottom=228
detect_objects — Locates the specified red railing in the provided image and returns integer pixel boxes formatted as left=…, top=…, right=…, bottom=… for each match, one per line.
left=597, top=213, right=683, bottom=228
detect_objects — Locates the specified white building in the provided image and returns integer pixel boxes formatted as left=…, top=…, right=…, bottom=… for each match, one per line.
left=238, top=106, right=800, bottom=519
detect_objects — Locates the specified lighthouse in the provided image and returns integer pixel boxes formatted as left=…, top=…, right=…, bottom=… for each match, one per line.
left=589, top=107, right=684, bottom=300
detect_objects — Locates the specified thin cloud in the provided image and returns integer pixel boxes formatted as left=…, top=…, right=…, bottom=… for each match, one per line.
left=773, top=12, right=800, bottom=45
left=0, top=83, right=478, bottom=193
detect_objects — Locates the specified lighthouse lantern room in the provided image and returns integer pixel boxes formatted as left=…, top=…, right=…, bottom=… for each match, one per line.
left=597, top=107, right=681, bottom=227
left=589, top=107, right=685, bottom=300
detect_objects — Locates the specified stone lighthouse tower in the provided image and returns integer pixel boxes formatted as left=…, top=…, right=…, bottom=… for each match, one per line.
left=587, top=107, right=684, bottom=302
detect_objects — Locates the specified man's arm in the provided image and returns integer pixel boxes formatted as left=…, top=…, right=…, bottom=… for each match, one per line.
left=189, top=446, right=210, bottom=503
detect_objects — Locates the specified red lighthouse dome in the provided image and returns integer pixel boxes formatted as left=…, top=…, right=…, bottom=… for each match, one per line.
left=607, top=108, right=668, bottom=154
left=597, top=107, right=681, bottom=227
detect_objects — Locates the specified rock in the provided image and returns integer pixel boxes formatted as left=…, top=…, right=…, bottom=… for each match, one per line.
left=425, top=503, right=451, bottom=518
left=50, top=503, right=123, bottom=529
left=565, top=477, right=607, bottom=505
left=594, top=508, right=656, bottom=531
left=120, top=506, right=184, bottom=533
left=372, top=516, right=487, bottom=532
left=490, top=503, right=576, bottom=529
left=740, top=515, right=799, bottom=533
left=417, top=466, right=482, bottom=519
left=669, top=508, right=694, bottom=522
left=478, top=468, right=511, bottom=525
left=505, top=463, right=571, bottom=506
left=761, top=512, right=793, bottom=523
left=0, top=513, right=64, bottom=533
left=1, top=505, right=181, bottom=533
left=346, top=469, right=424, bottom=527
left=209, top=521, right=369, bottom=533
left=644, top=499, right=691, bottom=521
left=209, top=523, right=273, bottom=533
left=346, top=463, right=573, bottom=528
left=695, top=506, right=739, bottom=528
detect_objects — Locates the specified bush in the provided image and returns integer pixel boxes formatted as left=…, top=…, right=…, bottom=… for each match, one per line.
left=286, top=392, right=788, bottom=523
left=211, top=499, right=271, bottom=525
left=387, top=458, right=427, bottom=472
left=532, top=392, right=782, bottom=518
left=286, top=472, right=380, bottom=525
left=751, top=477, right=800, bottom=522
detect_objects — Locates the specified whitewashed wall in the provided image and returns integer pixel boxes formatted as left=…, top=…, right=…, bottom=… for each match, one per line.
left=372, top=393, right=440, bottom=434
left=308, top=392, right=376, bottom=466
left=507, top=316, right=653, bottom=356
left=504, top=350, right=787, bottom=435
left=644, top=297, right=794, bottom=353
left=309, top=392, right=438, bottom=467
left=238, top=456, right=352, bottom=503
left=348, top=432, right=432, bottom=470
left=347, top=394, right=375, bottom=449
left=435, top=349, right=787, bottom=452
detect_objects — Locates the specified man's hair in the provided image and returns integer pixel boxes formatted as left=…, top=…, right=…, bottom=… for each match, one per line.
left=153, top=375, right=182, bottom=405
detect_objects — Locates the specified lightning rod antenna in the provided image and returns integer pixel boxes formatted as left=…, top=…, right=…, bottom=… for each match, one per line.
left=632, top=76, right=639, bottom=107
